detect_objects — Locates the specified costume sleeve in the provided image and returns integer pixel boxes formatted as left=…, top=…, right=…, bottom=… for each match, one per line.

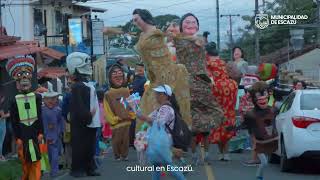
left=58, top=108, right=64, bottom=135
left=241, top=112, right=254, bottom=132
left=9, top=99, right=22, bottom=140
left=239, top=61, right=249, bottom=75
left=36, top=94, right=44, bottom=136
left=61, top=93, right=70, bottom=121
left=103, top=94, right=120, bottom=126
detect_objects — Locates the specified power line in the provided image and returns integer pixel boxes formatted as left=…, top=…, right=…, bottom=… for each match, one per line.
left=106, top=0, right=194, bottom=19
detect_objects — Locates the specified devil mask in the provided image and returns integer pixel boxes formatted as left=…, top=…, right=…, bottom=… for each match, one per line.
left=108, top=64, right=125, bottom=89
left=249, top=81, right=269, bottom=110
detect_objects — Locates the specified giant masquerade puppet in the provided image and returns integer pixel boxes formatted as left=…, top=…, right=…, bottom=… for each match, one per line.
left=66, top=52, right=101, bottom=177
left=7, top=55, right=44, bottom=180
left=205, top=42, right=238, bottom=159
left=103, top=64, right=135, bottom=161
left=132, top=9, right=191, bottom=128
left=241, top=81, right=278, bottom=180
left=174, top=13, right=225, bottom=164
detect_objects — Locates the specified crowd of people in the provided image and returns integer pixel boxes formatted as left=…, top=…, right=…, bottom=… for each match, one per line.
left=0, top=8, right=309, bottom=180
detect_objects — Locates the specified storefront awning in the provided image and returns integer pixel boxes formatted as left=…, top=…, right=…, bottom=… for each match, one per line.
left=40, top=47, right=66, bottom=60
left=0, top=42, right=42, bottom=61
left=37, top=67, right=66, bottom=79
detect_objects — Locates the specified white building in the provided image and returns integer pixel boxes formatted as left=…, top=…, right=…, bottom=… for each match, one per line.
left=281, top=48, right=320, bottom=81
left=1, top=0, right=106, bottom=46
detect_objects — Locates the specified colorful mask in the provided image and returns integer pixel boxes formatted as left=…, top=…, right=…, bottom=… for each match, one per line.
left=241, top=74, right=260, bottom=87
left=6, top=55, right=35, bottom=92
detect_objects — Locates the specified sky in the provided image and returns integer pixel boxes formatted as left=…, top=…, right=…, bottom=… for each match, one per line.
left=84, top=0, right=256, bottom=47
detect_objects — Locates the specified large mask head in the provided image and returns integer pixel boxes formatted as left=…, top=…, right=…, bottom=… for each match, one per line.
left=166, top=19, right=180, bottom=36
left=241, top=74, right=260, bottom=87
left=66, top=52, right=92, bottom=77
left=180, top=13, right=199, bottom=36
left=108, top=64, right=125, bottom=88
left=6, top=55, right=35, bottom=93
left=249, top=81, right=269, bottom=109
left=132, top=9, right=155, bottom=31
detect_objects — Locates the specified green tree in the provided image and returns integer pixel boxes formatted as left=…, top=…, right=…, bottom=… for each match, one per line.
left=111, top=14, right=180, bottom=48
left=233, top=0, right=317, bottom=64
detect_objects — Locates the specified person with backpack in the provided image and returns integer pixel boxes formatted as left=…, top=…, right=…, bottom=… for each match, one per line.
left=135, top=84, right=187, bottom=180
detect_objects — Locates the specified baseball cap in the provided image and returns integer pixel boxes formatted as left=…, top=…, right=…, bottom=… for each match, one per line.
left=153, top=84, right=172, bottom=96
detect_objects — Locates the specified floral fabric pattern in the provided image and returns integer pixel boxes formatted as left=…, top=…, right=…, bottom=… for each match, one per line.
left=207, top=57, right=238, bottom=144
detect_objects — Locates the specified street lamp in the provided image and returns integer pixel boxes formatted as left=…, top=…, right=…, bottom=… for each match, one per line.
left=290, top=29, right=304, bottom=51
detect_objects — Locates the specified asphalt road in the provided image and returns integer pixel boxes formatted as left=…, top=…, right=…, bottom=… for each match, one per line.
left=56, top=145, right=320, bottom=180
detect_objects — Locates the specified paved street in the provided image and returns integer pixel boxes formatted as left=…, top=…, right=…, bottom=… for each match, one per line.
left=57, top=145, right=320, bottom=180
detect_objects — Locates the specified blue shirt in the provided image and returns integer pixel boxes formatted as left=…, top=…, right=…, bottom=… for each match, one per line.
left=42, top=105, right=63, bottom=143
left=129, top=75, right=147, bottom=97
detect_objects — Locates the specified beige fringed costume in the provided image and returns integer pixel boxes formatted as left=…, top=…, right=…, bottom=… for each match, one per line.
left=135, top=29, right=191, bottom=128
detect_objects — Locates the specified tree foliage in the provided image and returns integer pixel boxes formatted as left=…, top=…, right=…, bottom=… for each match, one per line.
left=109, top=14, right=179, bottom=48
left=232, top=0, right=318, bottom=64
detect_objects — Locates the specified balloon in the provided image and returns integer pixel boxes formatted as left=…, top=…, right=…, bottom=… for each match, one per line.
left=258, top=63, right=277, bottom=81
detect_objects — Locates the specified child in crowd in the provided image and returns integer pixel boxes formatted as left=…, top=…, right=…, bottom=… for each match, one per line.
left=42, top=88, right=64, bottom=178
left=134, top=123, right=148, bottom=165
left=239, top=81, right=278, bottom=180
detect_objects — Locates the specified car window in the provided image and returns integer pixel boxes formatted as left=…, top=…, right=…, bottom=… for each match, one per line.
left=300, top=93, right=320, bottom=110
left=280, top=92, right=295, bottom=113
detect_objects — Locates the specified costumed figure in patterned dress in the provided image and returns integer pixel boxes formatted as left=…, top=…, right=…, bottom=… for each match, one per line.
left=132, top=9, right=191, bottom=130
left=205, top=42, right=238, bottom=161
left=174, top=13, right=225, bottom=165
left=7, top=55, right=44, bottom=180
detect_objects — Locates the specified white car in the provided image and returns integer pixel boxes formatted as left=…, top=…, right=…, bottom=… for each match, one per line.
left=274, top=89, right=320, bottom=172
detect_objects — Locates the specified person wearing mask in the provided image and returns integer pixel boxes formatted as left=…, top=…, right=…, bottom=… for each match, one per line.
left=134, top=84, right=185, bottom=180
left=66, top=52, right=101, bottom=177
left=7, top=55, right=44, bottom=180
left=174, top=13, right=225, bottom=164
left=238, top=81, right=278, bottom=180
left=104, top=64, right=136, bottom=161
left=132, top=9, right=191, bottom=132
left=205, top=42, right=238, bottom=161
left=42, top=88, right=64, bottom=178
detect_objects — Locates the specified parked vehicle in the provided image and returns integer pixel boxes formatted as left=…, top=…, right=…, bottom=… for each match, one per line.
left=273, top=89, right=320, bottom=172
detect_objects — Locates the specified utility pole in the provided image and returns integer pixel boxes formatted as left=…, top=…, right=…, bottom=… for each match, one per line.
left=317, top=0, right=320, bottom=45
left=255, top=0, right=260, bottom=64
left=220, top=14, right=240, bottom=60
left=0, top=0, right=2, bottom=28
left=216, top=0, right=220, bottom=52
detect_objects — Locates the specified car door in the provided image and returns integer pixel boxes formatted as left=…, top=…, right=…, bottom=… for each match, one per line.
left=276, top=92, right=296, bottom=135
left=275, top=92, right=296, bottom=155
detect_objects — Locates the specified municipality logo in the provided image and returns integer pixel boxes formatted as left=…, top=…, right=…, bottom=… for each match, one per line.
left=255, top=14, right=269, bottom=29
